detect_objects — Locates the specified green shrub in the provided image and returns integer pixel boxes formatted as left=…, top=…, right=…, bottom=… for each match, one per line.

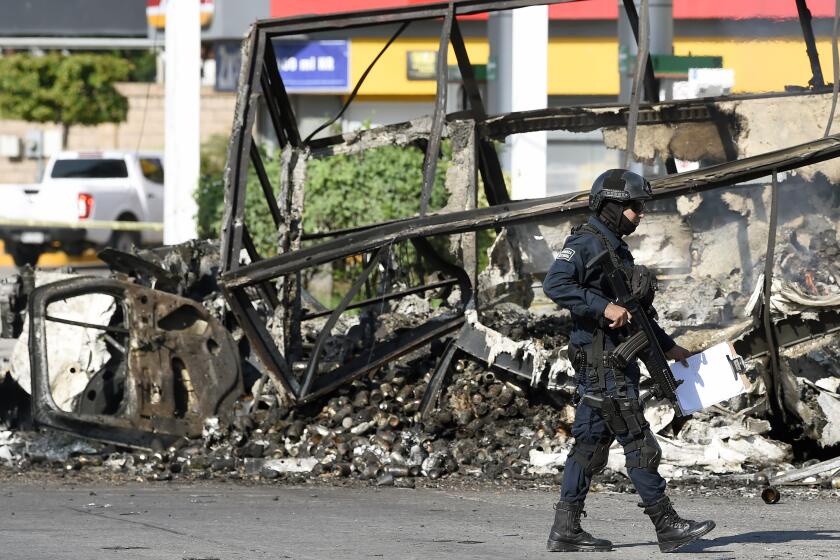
left=195, top=136, right=281, bottom=256
left=196, top=138, right=450, bottom=257
left=194, top=137, right=497, bottom=276
left=303, top=143, right=449, bottom=235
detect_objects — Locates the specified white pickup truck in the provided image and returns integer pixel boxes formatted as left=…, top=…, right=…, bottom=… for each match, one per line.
left=0, top=151, right=165, bottom=266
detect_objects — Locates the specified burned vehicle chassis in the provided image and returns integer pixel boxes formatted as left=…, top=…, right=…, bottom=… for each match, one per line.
left=29, top=277, right=243, bottom=448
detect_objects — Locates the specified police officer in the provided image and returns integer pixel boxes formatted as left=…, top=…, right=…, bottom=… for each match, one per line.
left=542, top=169, right=715, bottom=553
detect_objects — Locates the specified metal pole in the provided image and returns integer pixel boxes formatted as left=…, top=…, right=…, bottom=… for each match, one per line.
left=488, top=9, right=513, bottom=173
left=164, top=0, right=200, bottom=244
left=619, top=0, right=673, bottom=172
left=795, top=0, right=827, bottom=89
left=619, top=0, right=672, bottom=102
left=488, top=6, right=547, bottom=199
left=625, top=0, right=649, bottom=168
left=761, top=170, right=786, bottom=422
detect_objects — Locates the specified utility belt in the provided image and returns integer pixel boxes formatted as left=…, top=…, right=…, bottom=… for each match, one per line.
left=569, top=328, right=649, bottom=397
left=570, top=344, right=621, bottom=371
left=570, top=330, right=648, bottom=373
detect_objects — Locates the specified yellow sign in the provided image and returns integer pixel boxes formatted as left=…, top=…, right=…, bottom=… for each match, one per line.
left=406, top=50, right=437, bottom=80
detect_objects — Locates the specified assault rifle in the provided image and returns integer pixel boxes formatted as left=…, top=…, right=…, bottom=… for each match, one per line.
left=587, top=249, right=685, bottom=416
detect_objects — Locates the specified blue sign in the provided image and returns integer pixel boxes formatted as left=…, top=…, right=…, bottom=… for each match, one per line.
left=274, top=40, right=350, bottom=93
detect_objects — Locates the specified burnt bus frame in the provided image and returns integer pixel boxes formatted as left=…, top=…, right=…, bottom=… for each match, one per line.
left=218, top=0, right=835, bottom=404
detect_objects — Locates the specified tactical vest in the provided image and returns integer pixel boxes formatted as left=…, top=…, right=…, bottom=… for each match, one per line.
left=573, top=223, right=657, bottom=313
left=569, top=223, right=659, bottom=398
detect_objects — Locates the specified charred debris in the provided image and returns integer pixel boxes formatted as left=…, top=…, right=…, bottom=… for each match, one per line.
left=1, top=1, right=840, bottom=498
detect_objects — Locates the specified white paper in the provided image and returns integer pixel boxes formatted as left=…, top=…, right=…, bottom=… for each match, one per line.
left=670, top=341, right=748, bottom=415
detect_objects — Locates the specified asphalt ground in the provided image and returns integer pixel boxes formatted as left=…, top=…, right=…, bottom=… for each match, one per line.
left=0, top=247, right=835, bottom=559
left=0, top=480, right=837, bottom=560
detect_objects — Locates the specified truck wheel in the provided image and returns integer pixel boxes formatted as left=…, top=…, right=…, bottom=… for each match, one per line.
left=110, top=230, right=140, bottom=254
left=10, top=246, right=41, bottom=268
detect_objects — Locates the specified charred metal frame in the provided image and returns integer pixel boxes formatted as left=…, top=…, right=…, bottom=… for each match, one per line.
left=29, top=277, right=243, bottom=448
left=220, top=1, right=589, bottom=275
left=222, top=131, right=840, bottom=402
left=219, top=1, right=581, bottom=403
left=223, top=133, right=840, bottom=287
left=735, top=309, right=840, bottom=360
left=796, top=0, right=827, bottom=89
left=219, top=0, right=840, bottom=405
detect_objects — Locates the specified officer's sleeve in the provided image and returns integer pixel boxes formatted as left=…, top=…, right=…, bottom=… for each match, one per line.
left=649, top=313, right=676, bottom=353
left=542, top=238, right=610, bottom=321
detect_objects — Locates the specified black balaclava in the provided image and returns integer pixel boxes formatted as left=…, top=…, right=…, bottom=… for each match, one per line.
left=598, top=201, right=638, bottom=237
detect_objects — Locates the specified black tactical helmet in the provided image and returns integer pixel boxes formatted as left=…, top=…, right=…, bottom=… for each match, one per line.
left=588, top=169, right=653, bottom=213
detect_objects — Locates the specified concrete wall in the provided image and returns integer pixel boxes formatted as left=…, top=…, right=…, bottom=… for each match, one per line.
left=0, top=82, right=236, bottom=183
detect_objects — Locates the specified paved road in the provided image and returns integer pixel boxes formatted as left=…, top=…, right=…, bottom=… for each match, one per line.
left=0, top=481, right=837, bottom=559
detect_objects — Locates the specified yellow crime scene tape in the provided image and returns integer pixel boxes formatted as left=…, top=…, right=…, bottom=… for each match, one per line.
left=0, top=218, right=164, bottom=232
left=0, top=219, right=164, bottom=266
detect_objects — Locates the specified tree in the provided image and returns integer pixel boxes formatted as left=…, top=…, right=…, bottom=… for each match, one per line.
left=0, top=53, right=132, bottom=146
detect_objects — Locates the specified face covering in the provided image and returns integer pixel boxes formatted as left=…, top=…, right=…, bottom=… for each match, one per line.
left=618, top=213, right=638, bottom=236
left=598, top=201, right=638, bottom=237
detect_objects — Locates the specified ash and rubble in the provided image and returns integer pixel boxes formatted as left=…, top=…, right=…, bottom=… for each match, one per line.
left=658, top=177, right=840, bottom=454
left=0, top=171, right=838, bottom=495
left=1, top=189, right=840, bottom=495
left=2, top=6, right=840, bottom=502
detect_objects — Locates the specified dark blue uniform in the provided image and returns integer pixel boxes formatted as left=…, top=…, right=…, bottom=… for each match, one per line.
left=543, top=215, right=674, bottom=506
left=543, top=215, right=673, bottom=352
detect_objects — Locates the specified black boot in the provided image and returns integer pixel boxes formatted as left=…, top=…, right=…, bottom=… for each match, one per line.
left=547, top=501, right=612, bottom=552
left=642, top=496, right=716, bottom=553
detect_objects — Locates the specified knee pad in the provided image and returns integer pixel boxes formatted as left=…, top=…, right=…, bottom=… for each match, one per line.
left=623, top=430, right=662, bottom=473
left=569, top=440, right=611, bottom=476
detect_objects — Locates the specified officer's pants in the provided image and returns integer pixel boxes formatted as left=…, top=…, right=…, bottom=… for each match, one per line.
left=559, top=367, right=667, bottom=506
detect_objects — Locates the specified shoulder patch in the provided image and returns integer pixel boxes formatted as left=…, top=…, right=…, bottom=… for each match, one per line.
left=557, top=248, right=576, bottom=262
